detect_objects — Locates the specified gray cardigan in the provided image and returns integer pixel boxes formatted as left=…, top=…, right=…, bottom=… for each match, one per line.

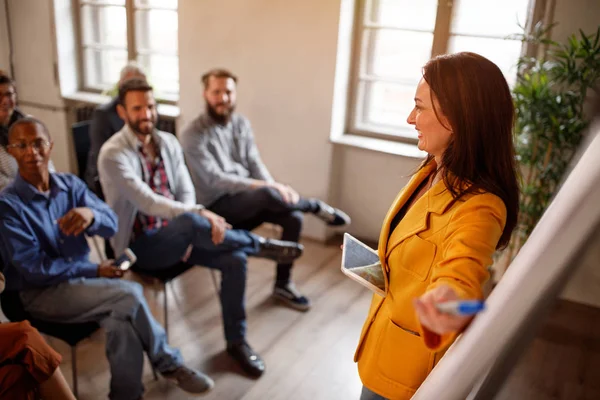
left=98, top=125, right=203, bottom=255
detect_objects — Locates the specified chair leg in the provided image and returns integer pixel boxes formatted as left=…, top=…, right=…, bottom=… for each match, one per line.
left=163, top=282, right=169, bottom=342
left=210, top=270, right=220, bottom=295
left=150, top=359, right=159, bottom=381
left=91, top=236, right=105, bottom=262
left=71, top=346, right=79, bottom=399
left=170, top=282, right=184, bottom=310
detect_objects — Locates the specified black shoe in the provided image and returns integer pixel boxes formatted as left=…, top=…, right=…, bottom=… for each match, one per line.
left=315, top=200, right=351, bottom=226
left=227, top=341, right=266, bottom=378
left=273, top=282, right=311, bottom=312
left=256, top=237, right=303, bottom=264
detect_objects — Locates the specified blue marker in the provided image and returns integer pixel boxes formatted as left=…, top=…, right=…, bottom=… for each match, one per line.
left=435, top=300, right=485, bottom=316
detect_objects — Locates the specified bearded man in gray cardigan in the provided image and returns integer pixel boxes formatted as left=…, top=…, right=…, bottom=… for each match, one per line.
left=98, top=78, right=303, bottom=378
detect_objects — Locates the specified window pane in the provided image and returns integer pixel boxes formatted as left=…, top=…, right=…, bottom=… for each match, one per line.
left=83, top=48, right=128, bottom=89
left=367, top=0, right=437, bottom=31
left=134, top=0, right=177, bottom=9
left=448, top=35, right=522, bottom=85
left=451, top=0, right=529, bottom=37
left=135, top=9, right=178, bottom=54
left=137, top=54, right=179, bottom=98
left=363, top=28, right=432, bottom=80
left=81, top=5, right=127, bottom=47
left=356, top=80, right=416, bottom=135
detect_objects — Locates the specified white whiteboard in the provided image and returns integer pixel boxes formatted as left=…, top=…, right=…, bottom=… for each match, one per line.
left=412, top=122, right=600, bottom=400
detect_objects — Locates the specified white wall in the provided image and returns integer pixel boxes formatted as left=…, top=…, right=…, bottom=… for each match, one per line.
left=0, top=0, right=10, bottom=72
left=551, top=0, right=600, bottom=44
left=9, top=0, right=62, bottom=107
left=332, top=145, right=419, bottom=241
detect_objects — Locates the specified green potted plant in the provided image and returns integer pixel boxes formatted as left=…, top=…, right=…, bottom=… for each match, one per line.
left=506, top=24, right=600, bottom=263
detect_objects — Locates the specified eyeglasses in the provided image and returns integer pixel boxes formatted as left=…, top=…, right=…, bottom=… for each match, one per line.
left=6, top=139, right=52, bottom=152
left=0, top=90, right=16, bottom=99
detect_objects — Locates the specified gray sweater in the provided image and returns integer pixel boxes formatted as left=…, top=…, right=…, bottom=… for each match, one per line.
left=179, top=113, right=273, bottom=206
left=98, top=125, right=202, bottom=256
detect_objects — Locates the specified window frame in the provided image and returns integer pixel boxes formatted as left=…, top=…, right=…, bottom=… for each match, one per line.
left=347, top=0, right=526, bottom=144
left=72, top=0, right=179, bottom=104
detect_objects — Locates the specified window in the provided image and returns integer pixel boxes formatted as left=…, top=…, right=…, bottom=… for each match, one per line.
left=349, top=0, right=529, bottom=142
left=76, top=0, right=179, bottom=101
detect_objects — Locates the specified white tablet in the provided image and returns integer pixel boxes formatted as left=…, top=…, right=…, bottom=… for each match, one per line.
left=341, top=233, right=386, bottom=297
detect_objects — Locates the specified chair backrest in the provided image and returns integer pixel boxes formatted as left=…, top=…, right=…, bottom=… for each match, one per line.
left=104, top=238, right=115, bottom=259
left=0, top=290, right=99, bottom=346
left=0, top=290, right=30, bottom=322
left=72, top=120, right=92, bottom=181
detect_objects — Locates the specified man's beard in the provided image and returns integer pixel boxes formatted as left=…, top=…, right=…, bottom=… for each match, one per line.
left=129, top=118, right=155, bottom=136
left=206, top=103, right=235, bottom=125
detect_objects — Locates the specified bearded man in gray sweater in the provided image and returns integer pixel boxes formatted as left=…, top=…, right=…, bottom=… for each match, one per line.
left=180, top=69, right=350, bottom=313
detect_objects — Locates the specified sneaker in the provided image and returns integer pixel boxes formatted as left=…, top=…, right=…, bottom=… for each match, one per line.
left=315, top=200, right=351, bottom=226
left=256, top=237, right=304, bottom=264
left=226, top=341, right=266, bottom=378
left=161, top=366, right=214, bottom=395
left=273, top=282, right=311, bottom=312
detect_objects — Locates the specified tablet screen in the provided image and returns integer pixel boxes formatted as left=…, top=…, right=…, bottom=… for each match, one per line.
left=342, top=233, right=386, bottom=296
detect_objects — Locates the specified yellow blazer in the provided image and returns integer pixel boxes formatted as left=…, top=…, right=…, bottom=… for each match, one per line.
left=354, top=162, right=506, bottom=400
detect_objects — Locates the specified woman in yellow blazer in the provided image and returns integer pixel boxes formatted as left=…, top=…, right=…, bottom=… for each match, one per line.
left=356, top=52, right=520, bottom=400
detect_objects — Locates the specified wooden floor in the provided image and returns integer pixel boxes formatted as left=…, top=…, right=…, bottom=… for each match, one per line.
left=5, top=235, right=600, bottom=399
left=496, top=300, right=600, bottom=400
left=50, top=235, right=371, bottom=400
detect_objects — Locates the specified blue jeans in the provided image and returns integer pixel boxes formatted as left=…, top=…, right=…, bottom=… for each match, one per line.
left=20, top=278, right=181, bottom=400
left=130, top=212, right=261, bottom=344
left=360, top=386, right=388, bottom=400
left=209, top=187, right=310, bottom=285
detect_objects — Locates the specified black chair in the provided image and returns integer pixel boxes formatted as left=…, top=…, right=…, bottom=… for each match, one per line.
left=0, top=290, right=99, bottom=398
left=72, top=119, right=105, bottom=199
left=72, top=120, right=92, bottom=182
left=131, top=262, right=195, bottom=340
left=104, top=240, right=194, bottom=340
left=104, top=240, right=219, bottom=340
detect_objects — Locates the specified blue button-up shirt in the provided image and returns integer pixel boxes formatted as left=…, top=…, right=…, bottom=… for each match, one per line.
left=0, top=173, right=118, bottom=291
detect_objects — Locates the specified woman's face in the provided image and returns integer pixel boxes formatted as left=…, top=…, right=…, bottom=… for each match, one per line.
left=0, top=83, right=16, bottom=126
left=406, top=78, right=452, bottom=161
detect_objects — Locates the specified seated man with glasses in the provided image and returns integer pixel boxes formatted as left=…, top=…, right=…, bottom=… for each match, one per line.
left=0, top=117, right=215, bottom=399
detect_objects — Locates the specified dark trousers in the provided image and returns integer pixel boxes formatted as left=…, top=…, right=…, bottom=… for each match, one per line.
left=208, top=187, right=315, bottom=285
left=130, top=212, right=261, bottom=344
